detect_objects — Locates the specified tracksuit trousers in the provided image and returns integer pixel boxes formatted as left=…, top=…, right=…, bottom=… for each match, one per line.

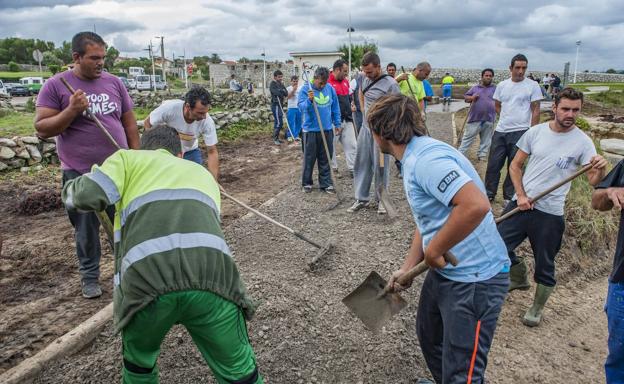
left=606, top=281, right=624, bottom=383
left=271, top=103, right=284, bottom=140
left=484, top=130, right=527, bottom=200
left=497, top=200, right=564, bottom=287
left=62, top=170, right=114, bottom=284
left=417, top=270, right=508, bottom=384
left=353, top=124, right=390, bottom=202
left=122, top=290, right=262, bottom=384
left=302, top=130, right=334, bottom=189
left=331, top=120, right=358, bottom=171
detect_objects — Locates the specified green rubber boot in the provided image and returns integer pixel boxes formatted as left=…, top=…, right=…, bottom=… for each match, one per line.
left=508, top=259, right=531, bottom=292
left=522, top=284, right=554, bottom=327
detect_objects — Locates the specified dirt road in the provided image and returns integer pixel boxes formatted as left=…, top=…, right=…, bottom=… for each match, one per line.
left=6, top=113, right=612, bottom=383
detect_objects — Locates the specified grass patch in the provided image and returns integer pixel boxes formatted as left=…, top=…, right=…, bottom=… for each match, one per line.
left=576, top=116, right=591, bottom=131
left=569, top=83, right=624, bottom=91
left=565, top=173, right=619, bottom=254
left=0, top=71, right=52, bottom=81
left=588, top=91, right=624, bottom=108
left=218, top=121, right=272, bottom=143
left=0, top=111, right=36, bottom=137
left=133, top=107, right=151, bottom=121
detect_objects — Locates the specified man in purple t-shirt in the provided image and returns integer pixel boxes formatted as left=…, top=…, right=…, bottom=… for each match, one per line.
left=458, top=68, right=496, bottom=161
left=35, top=32, right=139, bottom=299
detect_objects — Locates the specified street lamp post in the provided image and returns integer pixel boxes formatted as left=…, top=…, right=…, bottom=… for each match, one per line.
left=155, top=35, right=166, bottom=86
left=347, top=14, right=354, bottom=77
left=261, top=49, right=266, bottom=96
left=573, top=40, right=581, bottom=84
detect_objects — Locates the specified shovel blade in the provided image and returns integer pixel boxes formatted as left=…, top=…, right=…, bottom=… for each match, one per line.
left=342, top=271, right=407, bottom=332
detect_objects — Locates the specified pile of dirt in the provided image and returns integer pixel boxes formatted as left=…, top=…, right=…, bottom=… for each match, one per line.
left=16, top=188, right=63, bottom=216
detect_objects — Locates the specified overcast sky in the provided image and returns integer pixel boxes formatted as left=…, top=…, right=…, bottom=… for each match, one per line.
left=1, top=0, right=622, bottom=71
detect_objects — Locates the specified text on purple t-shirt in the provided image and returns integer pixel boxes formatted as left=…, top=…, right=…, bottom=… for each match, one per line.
left=464, top=84, right=496, bottom=123
left=36, top=70, right=133, bottom=173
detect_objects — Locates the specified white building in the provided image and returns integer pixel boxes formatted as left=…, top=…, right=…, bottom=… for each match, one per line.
left=289, top=51, right=344, bottom=83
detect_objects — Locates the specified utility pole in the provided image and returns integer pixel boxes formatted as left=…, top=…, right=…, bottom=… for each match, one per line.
left=144, top=42, right=156, bottom=91
left=347, top=14, right=355, bottom=77
left=183, top=49, right=188, bottom=89
left=573, top=40, right=582, bottom=84
left=155, top=35, right=166, bottom=86
left=261, top=48, right=266, bottom=96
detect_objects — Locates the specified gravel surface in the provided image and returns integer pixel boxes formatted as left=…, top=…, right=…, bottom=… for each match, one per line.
left=32, top=113, right=612, bottom=383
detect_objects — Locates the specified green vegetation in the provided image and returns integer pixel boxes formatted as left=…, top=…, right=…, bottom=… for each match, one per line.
left=218, top=121, right=272, bottom=143
left=0, top=71, right=52, bottom=80
left=337, top=41, right=378, bottom=70
left=566, top=173, right=619, bottom=254
left=576, top=116, right=591, bottom=131
left=133, top=107, right=152, bottom=121
left=569, top=83, right=624, bottom=91
left=0, top=111, right=36, bottom=137
left=588, top=91, right=624, bottom=108
left=8, top=61, right=19, bottom=72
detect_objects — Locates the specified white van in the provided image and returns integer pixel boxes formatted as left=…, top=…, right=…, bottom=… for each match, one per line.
left=0, top=80, right=7, bottom=96
left=19, top=77, right=44, bottom=94
left=129, top=67, right=145, bottom=77
left=135, top=75, right=152, bottom=91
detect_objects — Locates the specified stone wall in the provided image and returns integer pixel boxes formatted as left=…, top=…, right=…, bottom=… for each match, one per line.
left=423, top=68, right=624, bottom=84
left=0, top=63, right=49, bottom=73
left=209, top=62, right=296, bottom=88
left=0, top=136, right=58, bottom=172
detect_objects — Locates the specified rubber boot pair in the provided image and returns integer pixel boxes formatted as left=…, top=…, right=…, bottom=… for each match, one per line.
left=508, top=259, right=531, bottom=292
left=522, top=284, right=555, bottom=327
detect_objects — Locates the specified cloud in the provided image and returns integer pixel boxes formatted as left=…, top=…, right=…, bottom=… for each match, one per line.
left=0, top=0, right=622, bottom=71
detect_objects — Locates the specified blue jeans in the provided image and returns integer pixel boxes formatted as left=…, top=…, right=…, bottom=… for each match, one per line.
left=183, top=148, right=203, bottom=165
left=458, top=120, right=494, bottom=159
left=286, top=108, right=302, bottom=139
left=606, top=281, right=624, bottom=383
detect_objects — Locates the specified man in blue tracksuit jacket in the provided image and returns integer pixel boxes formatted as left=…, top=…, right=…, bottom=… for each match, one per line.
left=298, top=66, right=341, bottom=193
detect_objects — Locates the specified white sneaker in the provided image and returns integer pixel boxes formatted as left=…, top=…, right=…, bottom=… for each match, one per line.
left=347, top=200, right=369, bottom=212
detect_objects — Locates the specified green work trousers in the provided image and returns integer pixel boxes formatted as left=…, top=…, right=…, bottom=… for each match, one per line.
left=121, top=290, right=262, bottom=384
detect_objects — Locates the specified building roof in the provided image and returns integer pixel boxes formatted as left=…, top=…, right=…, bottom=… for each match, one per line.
left=289, top=51, right=344, bottom=58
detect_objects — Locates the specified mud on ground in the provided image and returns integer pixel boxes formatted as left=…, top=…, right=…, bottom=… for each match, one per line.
left=0, top=135, right=302, bottom=375
left=30, top=112, right=614, bottom=383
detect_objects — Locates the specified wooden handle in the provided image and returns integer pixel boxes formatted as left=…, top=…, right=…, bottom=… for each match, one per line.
left=379, top=152, right=385, bottom=167
left=59, top=77, right=121, bottom=150
left=394, top=252, right=458, bottom=288
left=495, top=163, right=593, bottom=224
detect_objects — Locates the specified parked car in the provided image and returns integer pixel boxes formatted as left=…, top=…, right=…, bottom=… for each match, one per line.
left=0, top=80, right=6, bottom=96
left=127, top=78, right=136, bottom=89
left=9, top=85, right=31, bottom=96
left=4, top=83, right=20, bottom=92
left=118, top=76, right=131, bottom=91
left=135, top=75, right=152, bottom=91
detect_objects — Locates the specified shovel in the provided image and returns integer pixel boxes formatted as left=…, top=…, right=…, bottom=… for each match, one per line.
left=376, top=152, right=397, bottom=218
left=343, top=252, right=458, bottom=332
left=220, top=187, right=333, bottom=266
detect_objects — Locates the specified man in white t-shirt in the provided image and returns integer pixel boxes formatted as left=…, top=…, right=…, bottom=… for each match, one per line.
left=497, top=87, right=607, bottom=327
left=144, top=87, right=219, bottom=179
left=484, top=54, right=543, bottom=204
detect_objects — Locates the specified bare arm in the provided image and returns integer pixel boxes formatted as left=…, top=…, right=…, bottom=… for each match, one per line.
left=205, top=145, right=219, bottom=180
left=495, top=100, right=501, bottom=116
left=530, top=100, right=540, bottom=126
left=288, top=86, right=297, bottom=98
left=424, top=182, right=492, bottom=268
left=592, top=187, right=624, bottom=211
left=35, top=89, right=88, bottom=138
left=509, top=149, right=532, bottom=210
left=143, top=116, right=152, bottom=130
left=122, top=110, right=140, bottom=149
left=358, top=89, right=364, bottom=115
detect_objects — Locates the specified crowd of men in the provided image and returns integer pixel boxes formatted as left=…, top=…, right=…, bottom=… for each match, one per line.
left=33, top=30, right=624, bottom=383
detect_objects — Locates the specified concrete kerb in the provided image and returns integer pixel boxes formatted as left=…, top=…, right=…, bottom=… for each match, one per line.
left=0, top=188, right=292, bottom=384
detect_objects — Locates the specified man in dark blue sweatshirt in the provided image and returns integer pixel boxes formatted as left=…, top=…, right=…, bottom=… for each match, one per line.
left=270, top=70, right=288, bottom=145
left=298, top=67, right=341, bottom=193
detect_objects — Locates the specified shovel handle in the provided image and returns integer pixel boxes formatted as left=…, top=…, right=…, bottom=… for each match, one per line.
left=392, top=251, right=459, bottom=289
left=495, top=163, right=593, bottom=224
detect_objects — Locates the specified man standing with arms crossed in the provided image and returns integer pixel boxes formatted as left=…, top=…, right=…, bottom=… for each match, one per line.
left=458, top=68, right=497, bottom=161
left=368, top=94, right=509, bottom=383
left=328, top=59, right=357, bottom=174
left=348, top=52, right=400, bottom=214
left=35, top=31, right=139, bottom=299
left=485, top=54, right=543, bottom=204
left=144, top=87, right=219, bottom=179
left=499, top=88, right=606, bottom=327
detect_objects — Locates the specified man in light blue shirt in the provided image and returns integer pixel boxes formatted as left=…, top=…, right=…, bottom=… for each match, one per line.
left=368, top=93, right=509, bottom=384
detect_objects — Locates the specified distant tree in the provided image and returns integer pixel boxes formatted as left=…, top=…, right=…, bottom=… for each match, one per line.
left=238, top=57, right=250, bottom=63
left=209, top=53, right=222, bottom=64
left=104, top=46, right=120, bottom=70
left=54, top=41, right=72, bottom=64
left=42, top=51, right=62, bottom=67
left=606, top=68, right=617, bottom=74
left=337, top=41, right=378, bottom=70
left=48, top=64, right=60, bottom=74
left=8, top=61, right=20, bottom=72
